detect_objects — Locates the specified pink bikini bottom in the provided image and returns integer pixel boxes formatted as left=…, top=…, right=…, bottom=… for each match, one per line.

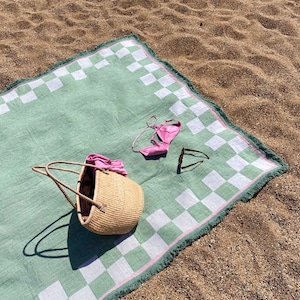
left=86, top=153, right=128, bottom=176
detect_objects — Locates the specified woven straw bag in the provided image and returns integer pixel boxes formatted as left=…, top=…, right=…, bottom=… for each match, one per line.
left=32, top=161, right=144, bottom=235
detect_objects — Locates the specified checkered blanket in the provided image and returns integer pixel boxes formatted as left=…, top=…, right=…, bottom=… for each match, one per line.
left=0, top=35, right=287, bottom=300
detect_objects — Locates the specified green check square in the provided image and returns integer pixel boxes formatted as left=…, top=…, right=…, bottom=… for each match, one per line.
left=148, top=81, right=164, bottom=93
left=164, top=93, right=183, bottom=103
left=195, top=128, right=215, bottom=145
left=66, top=62, right=81, bottom=73
left=110, top=43, right=123, bottom=52
left=212, top=160, right=237, bottom=180
left=239, top=147, right=261, bottom=163
left=216, top=143, right=237, bottom=160
left=90, top=53, right=104, bottom=64
left=152, top=68, right=167, bottom=79
left=158, top=223, right=182, bottom=245
left=218, top=129, right=237, bottom=141
left=15, top=85, right=31, bottom=96
left=32, top=84, right=49, bottom=99
left=187, top=181, right=212, bottom=201
left=168, top=82, right=182, bottom=92
left=188, top=201, right=211, bottom=222
left=132, top=65, right=153, bottom=78
left=182, top=97, right=197, bottom=108
left=42, top=73, right=57, bottom=82
left=125, top=246, right=151, bottom=271
left=89, top=271, right=115, bottom=297
left=163, top=200, right=185, bottom=220
left=127, top=45, right=140, bottom=53
left=199, top=110, right=217, bottom=127
left=139, top=57, right=153, bottom=66
left=59, top=74, right=75, bottom=86
left=99, top=248, right=122, bottom=269
left=104, top=54, right=118, bottom=65
left=215, top=182, right=239, bottom=200
left=241, top=165, right=263, bottom=179
left=135, top=219, right=155, bottom=244
left=119, top=53, right=136, bottom=66
left=60, top=273, right=87, bottom=297
left=82, top=66, right=101, bottom=78
left=179, top=110, right=198, bottom=125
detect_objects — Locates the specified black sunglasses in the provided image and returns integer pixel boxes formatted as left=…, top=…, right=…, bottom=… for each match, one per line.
left=178, top=148, right=209, bottom=172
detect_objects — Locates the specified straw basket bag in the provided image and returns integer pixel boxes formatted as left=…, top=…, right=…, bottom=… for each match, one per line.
left=32, top=161, right=144, bottom=235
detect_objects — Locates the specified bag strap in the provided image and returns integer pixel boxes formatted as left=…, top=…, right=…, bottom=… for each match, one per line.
left=32, top=161, right=108, bottom=212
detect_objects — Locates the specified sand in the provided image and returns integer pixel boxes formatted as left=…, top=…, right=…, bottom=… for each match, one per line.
left=1, top=0, right=299, bottom=299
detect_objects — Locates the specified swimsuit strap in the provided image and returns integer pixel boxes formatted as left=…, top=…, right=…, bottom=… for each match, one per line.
left=146, top=115, right=158, bottom=128
left=132, top=115, right=158, bottom=153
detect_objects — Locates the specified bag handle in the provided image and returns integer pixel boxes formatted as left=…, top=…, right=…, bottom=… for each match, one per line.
left=32, top=161, right=108, bottom=212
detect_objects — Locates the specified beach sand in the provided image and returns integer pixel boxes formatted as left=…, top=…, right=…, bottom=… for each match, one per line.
left=1, top=0, right=299, bottom=299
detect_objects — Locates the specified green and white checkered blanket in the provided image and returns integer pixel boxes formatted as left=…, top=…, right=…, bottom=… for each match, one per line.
left=0, top=35, right=287, bottom=300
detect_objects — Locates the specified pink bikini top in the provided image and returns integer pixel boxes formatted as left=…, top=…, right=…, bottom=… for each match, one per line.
left=132, top=115, right=181, bottom=157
